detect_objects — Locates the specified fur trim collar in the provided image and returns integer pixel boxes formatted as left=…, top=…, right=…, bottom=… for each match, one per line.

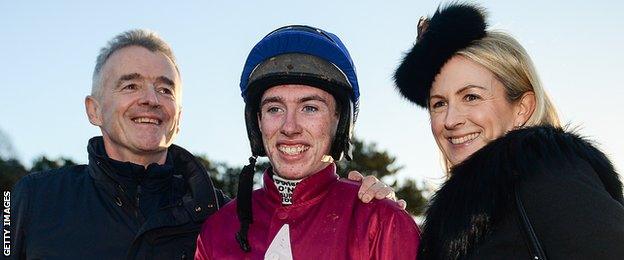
left=418, top=126, right=622, bottom=259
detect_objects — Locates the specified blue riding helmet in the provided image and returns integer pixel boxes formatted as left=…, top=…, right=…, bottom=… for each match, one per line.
left=239, top=25, right=360, bottom=161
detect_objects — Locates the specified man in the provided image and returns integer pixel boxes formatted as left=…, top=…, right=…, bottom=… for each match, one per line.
left=9, top=29, right=224, bottom=259
left=196, top=25, right=420, bottom=259
left=9, top=29, right=395, bottom=259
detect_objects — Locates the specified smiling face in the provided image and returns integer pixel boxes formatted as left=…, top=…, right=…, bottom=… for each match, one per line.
left=429, top=55, right=531, bottom=166
left=85, top=46, right=181, bottom=166
left=258, top=84, right=339, bottom=180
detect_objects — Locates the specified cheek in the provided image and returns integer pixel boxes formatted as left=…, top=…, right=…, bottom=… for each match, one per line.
left=259, top=118, right=280, bottom=142
left=104, top=98, right=131, bottom=120
left=429, top=113, right=445, bottom=136
left=469, top=105, right=514, bottom=140
left=429, top=115, right=448, bottom=155
left=101, top=101, right=117, bottom=122
left=326, top=117, right=339, bottom=141
left=310, top=117, right=336, bottom=147
left=164, top=102, right=180, bottom=118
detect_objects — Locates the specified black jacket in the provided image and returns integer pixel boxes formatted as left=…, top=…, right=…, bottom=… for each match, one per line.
left=418, top=126, right=624, bottom=259
left=9, top=137, right=228, bottom=259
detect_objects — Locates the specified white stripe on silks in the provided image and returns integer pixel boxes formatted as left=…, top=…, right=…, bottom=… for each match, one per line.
left=265, top=224, right=293, bottom=260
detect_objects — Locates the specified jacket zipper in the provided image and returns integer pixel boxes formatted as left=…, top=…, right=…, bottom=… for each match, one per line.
left=135, top=184, right=142, bottom=219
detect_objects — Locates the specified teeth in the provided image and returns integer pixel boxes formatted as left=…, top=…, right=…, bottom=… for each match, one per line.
left=450, top=133, right=479, bottom=145
left=133, top=117, right=160, bottom=125
left=278, top=145, right=309, bottom=155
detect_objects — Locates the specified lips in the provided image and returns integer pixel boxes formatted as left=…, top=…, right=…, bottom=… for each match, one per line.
left=448, top=132, right=480, bottom=145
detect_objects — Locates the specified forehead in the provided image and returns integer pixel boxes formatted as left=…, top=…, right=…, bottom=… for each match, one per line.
left=431, top=55, right=495, bottom=94
left=101, top=45, right=180, bottom=84
left=261, top=84, right=335, bottom=103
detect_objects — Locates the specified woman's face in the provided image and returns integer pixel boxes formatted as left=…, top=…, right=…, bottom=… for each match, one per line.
left=429, top=55, right=530, bottom=166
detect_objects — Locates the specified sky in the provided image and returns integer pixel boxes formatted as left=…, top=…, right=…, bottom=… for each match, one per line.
left=1, top=1, right=623, bottom=188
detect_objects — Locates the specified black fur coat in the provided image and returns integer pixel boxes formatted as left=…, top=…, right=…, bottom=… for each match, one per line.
left=418, top=126, right=624, bottom=259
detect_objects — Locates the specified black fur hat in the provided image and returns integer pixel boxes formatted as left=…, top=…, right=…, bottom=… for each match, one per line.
left=394, top=3, right=488, bottom=108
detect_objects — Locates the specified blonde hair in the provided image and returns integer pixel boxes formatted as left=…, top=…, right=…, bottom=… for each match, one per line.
left=443, top=31, right=561, bottom=173
left=458, top=32, right=560, bottom=127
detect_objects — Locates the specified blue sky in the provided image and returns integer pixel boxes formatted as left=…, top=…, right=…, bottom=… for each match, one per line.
left=1, top=1, right=622, bottom=187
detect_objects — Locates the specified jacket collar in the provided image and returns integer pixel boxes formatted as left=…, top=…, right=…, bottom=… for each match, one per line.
left=86, top=136, right=219, bottom=223
left=262, top=163, right=338, bottom=206
left=87, top=136, right=174, bottom=194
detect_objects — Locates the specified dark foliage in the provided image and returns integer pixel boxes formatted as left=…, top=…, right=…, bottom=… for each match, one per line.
left=1, top=138, right=427, bottom=215
left=0, top=158, right=28, bottom=191
left=338, top=138, right=427, bottom=216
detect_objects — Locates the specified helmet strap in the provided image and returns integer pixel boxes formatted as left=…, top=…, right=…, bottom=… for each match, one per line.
left=236, top=156, right=257, bottom=252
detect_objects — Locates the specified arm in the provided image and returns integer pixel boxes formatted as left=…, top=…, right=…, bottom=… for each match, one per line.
left=508, top=128, right=624, bottom=258
left=370, top=206, right=420, bottom=259
left=520, top=156, right=624, bottom=259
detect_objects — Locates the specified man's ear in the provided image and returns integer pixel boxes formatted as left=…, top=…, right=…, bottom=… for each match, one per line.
left=515, top=91, right=536, bottom=127
left=85, top=95, right=103, bottom=126
left=175, top=107, right=182, bottom=135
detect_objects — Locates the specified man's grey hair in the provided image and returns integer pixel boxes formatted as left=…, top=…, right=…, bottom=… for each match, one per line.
left=91, top=29, right=180, bottom=98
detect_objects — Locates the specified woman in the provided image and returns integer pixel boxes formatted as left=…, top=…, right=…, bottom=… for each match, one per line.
left=394, top=3, right=624, bottom=259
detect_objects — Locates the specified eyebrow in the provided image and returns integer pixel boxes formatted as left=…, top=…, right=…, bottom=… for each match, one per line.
left=429, top=94, right=445, bottom=101
left=300, top=94, right=328, bottom=105
left=260, top=96, right=284, bottom=107
left=116, top=73, right=176, bottom=88
left=260, top=94, right=329, bottom=107
left=117, top=73, right=143, bottom=85
left=429, top=84, right=487, bottom=102
left=156, top=76, right=175, bottom=87
left=456, top=84, right=487, bottom=94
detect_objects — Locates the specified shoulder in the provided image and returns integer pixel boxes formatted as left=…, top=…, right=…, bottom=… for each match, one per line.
left=333, top=179, right=361, bottom=193
left=420, top=126, right=623, bottom=259
left=204, top=197, right=238, bottom=226
left=198, top=192, right=251, bottom=249
left=333, top=179, right=408, bottom=215
left=13, top=165, right=90, bottom=203
left=440, top=125, right=622, bottom=219
left=11, top=165, right=89, bottom=226
left=333, top=179, right=419, bottom=247
left=491, top=127, right=624, bottom=258
left=463, top=125, right=615, bottom=173
left=17, top=164, right=88, bottom=188
left=211, top=197, right=238, bottom=218
left=457, top=125, right=622, bottom=202
left=202, top=188, right=267, bottom=226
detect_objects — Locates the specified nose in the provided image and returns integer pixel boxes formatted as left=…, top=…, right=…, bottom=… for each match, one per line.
left=444, top=103, right=465, bottom=130
left=138, top=85, right=160, bottom=107
left=280, top=109, right=302, bottom=137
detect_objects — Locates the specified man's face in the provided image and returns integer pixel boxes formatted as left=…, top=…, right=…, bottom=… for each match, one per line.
left=86, top=46, right=181, bottom=164
left=258, top=84, right=339, bottom=180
